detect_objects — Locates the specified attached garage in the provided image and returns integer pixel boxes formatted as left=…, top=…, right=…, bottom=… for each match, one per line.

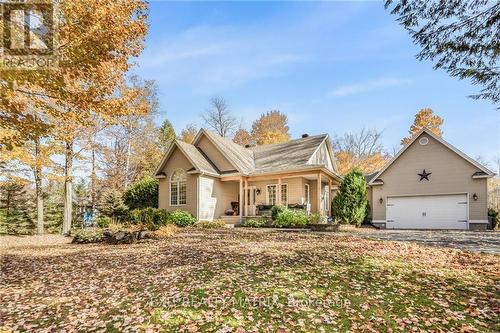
left=367, top=129, right=495, bottom=231
left=386, top=194, right=468, bottom=230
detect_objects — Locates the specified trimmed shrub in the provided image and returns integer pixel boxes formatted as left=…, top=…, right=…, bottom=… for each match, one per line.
left=194, top=220, right=226, bottom=229
left=332, top=168, right=368, bottom=226
left=72, top=228, right=104, bottom=243
left=271, top=205, right=286, bottom=220
left=273, top=209, right=309, bottom=228
left=488, top=208, right=499, bottom=230
left=242, top=218, right=268, bottom=228
left=167, top=210, right=196, bottom=227
left=128, top=207, right=170, bottom=231
left=123, top=176, right=159, bottom=210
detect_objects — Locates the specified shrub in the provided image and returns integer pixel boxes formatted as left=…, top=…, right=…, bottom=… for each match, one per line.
left=128, top=207, right=170, bottom=231
left=273, top=209, right=309, bottom=228
left=242, top=218, right=268, bottom=228
left=308, top=213, right=323, bottom=224
left=167, top=210, right=196, bottom=227
left=194, top=220, right=226, bottom=229
left=96, top=215, right=112, bottom=228
left=100, top=190, right=128, bottom=222
left=332, top=168, right=368, bottom=226
left=151, top=225, right=179, bottom=239
left=488, top=208, right=499, bottom=230
left=123, top=176, right=159, bottom=210
left=72, top=228, right=104, bottom=243
left=271, top=205, right=286, bottom=220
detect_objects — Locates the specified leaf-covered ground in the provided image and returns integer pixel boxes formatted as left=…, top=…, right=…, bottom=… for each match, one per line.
left=1, top=229, right=499, bottom=332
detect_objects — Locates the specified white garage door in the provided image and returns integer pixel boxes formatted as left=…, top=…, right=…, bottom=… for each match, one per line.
left=386, top=194, right=468, bottom=230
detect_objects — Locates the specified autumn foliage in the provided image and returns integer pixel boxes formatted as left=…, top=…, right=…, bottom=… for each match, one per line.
left=401, top=108, right=444, bottom=145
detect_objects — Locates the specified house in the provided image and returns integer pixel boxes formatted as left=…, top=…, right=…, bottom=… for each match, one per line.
left=154, top=129, right=342, bottom=223
left=366, top=128, right=495, bottom=230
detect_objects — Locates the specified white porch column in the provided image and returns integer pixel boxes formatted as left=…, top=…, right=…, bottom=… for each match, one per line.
left=329, top=179, right=333, bottom=217
left=239, top=177, right=244, bottom=222
left=244, top=179, right=248, bottom=217
left=277, top=178, right=282, bottom=206
left=317, top=172, right=322, bottom=214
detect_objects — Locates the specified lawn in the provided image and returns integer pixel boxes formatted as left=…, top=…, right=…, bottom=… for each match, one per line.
left=1, top=229, right=498, bottom=332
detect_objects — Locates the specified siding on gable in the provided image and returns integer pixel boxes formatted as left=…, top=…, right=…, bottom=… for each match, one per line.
left=371, top=134, right=488, bottom=221
left=196, top=135, right=236, bottom=172
left=309, top=141, right=333, bottom=172
left=158, top=147, right=198, bottom=217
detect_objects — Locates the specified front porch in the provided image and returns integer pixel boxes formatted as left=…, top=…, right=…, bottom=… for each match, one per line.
left=220, top=170, right=340, bottom=223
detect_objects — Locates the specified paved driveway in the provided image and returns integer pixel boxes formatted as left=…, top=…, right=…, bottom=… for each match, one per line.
left=355, top=229, right=500, bottom=254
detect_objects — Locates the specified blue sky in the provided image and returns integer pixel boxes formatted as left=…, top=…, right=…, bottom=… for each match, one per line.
left=132, top=1, right=499, bottom=168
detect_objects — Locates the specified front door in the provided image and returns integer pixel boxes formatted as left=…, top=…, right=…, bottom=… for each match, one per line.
left=246, top=186, right=257, bottom=215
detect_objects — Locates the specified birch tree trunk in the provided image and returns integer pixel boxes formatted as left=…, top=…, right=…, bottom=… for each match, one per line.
left=62, top=140, right=73, bottom=235
left=124, top=125, right=132, bottom=189
left=90, top=142, right=97, bottom=224
left=34, top=138, right=44, bottom=235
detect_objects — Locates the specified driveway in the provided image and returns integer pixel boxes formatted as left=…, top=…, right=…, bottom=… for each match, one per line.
left=354, top=229, right=500, bottom=254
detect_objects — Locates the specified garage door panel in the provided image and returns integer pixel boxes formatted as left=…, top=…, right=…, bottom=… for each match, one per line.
left=387, top=194, right=467, bottom=230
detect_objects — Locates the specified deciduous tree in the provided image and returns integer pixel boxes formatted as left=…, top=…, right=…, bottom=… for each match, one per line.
left=203, top=96, right=237, bottom=137
left=233, top=128, right=253, bottom=146
left=401, top=108, right=443, bottom=145
left=251, top=111, right=290, bottom=145
left=179, top=124, right=198, bottom=144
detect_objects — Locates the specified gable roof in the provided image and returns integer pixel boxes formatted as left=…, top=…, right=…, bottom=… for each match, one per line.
left=251, top=134, right=331, bottom=173
left=367, top=128, right=495, bottom=185
left=154, top=140, right=219, bottom=177
left=155, top=129, right=341, bottom=178
left=198, top=130, right=255, bottom=174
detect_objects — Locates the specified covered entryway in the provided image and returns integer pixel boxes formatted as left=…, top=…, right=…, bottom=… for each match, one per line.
left=386, top=194, right=468, bottom=230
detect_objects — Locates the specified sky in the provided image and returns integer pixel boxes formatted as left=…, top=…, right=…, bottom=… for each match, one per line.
left=131, top=0, right=499, bottom=169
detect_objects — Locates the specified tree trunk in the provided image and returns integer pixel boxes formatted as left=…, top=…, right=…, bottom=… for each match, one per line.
left=34, top=138, right=44, bottom=235
left=124, top=126, right=132, bottom=189
left=62, top=140, right=73, bottom=236
left=90, top=143, right=97, bottom=225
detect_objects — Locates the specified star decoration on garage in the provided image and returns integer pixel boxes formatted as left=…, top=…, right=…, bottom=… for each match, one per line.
left=418, top=169, right=431, bottom=181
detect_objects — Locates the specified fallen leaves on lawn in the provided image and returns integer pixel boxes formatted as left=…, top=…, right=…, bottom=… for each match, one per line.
left=0, top=229, right=498, bottom=332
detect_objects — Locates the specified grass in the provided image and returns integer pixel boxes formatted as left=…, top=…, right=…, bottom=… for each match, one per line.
left=0, top=228, right=498, bottom=332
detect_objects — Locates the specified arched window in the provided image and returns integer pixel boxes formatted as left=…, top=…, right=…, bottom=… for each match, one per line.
left=170, top=169, right=187, bottom=206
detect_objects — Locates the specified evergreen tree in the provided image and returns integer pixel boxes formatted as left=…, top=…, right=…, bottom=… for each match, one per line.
left=332, top=168, right=368, bottom=226
left=0, top=183, right=35, bottom=235
left=123, top=176, right=159, bottom=210
left=100, top=190, right=128, bottom=223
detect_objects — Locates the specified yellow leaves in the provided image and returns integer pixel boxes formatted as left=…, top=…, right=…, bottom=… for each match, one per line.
left=179, top=124, right=198, bottom=144
left=335, top=151, right=389, bottom=175
left=401, top=108, right=444, bottom=146
left=250, top=110, right=290, bottom=145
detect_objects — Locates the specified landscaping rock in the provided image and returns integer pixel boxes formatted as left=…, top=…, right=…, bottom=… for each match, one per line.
left=309, top=224, right=339, bottom=232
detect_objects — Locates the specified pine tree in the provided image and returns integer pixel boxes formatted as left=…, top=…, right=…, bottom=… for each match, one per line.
left=100, top=190, right=128, bottom=223
left=332, top=168, right=368, bottom=226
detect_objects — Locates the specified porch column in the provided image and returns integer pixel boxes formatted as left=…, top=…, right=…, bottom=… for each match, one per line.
left=277, top=177, right=282, bottom=206
left=329, top=178, right=333, bottom=217
left=317, top=172, right=322, bottom=214
left=244, top=179, right=248, bottom=217
left=239, top=177, right=244, bottom=222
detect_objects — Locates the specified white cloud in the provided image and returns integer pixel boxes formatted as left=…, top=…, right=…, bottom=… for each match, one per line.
left=330, top=77, right=411, bottom=97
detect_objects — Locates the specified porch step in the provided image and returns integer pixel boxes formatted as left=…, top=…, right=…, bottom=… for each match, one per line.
left=219, top=216, right=240, bottom=225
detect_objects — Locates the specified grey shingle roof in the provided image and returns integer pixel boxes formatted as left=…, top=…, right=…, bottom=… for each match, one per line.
left=203, top=131, right=255, bottom=174
left=250, top=134, right=329, bottom=173
left=176, top=140, right=219, bottom=175
left=364, top=171, right=379, bottom=184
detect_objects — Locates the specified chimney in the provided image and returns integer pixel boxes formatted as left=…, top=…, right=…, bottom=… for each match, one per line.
left=301, top=134, right=309, bottom=138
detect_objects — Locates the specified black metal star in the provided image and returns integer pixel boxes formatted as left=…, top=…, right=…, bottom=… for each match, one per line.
left=418, top=169, right=431, bottom=181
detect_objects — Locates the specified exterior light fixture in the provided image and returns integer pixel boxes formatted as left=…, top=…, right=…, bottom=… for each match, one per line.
left=256, top=188, right=261, bottom=195
left=379, top=197, right=383, bottom=204
left=472, top=193, right=478, bottom=201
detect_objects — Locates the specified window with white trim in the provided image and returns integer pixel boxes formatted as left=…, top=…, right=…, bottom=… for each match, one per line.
left=267, top=185, right=277, bottom=206
left=281, top=184, right=288, bottom=205
left=170, top=169, right=187, bottom=206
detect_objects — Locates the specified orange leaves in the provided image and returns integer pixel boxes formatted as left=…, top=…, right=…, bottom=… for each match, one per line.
left=251, top=110, right=290, bottom=145
left=401, top=108, right=444, bottom=146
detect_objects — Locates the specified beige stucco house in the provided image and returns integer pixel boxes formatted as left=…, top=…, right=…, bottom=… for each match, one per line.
left=366, top=128, right=495, bottom=230
left=155, top=129, right=342, bottom=223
